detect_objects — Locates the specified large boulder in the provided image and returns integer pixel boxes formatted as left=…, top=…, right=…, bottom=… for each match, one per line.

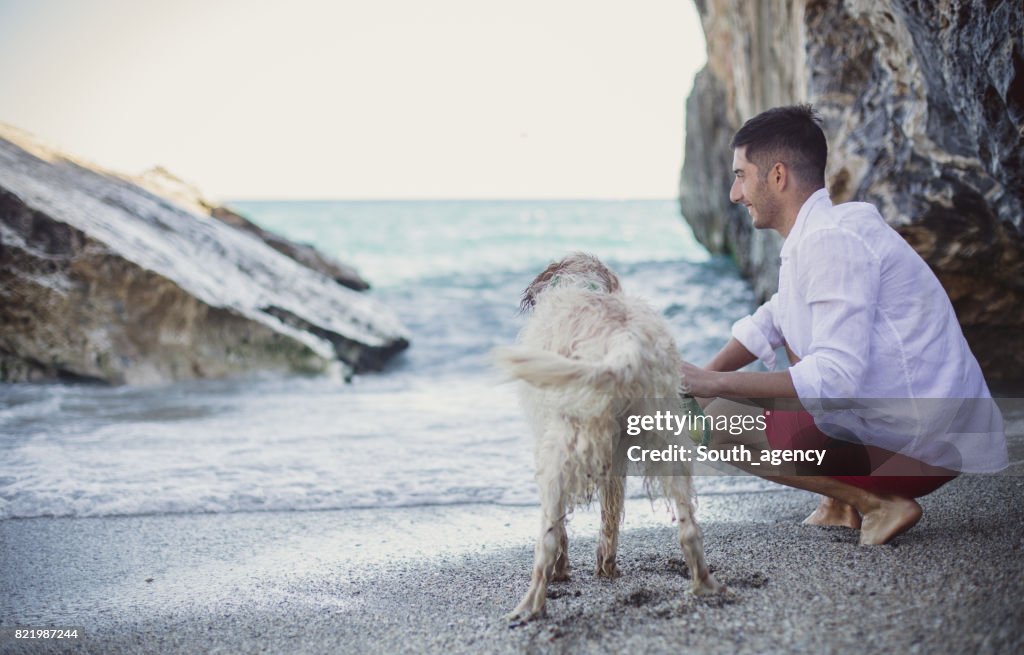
left=137, top=167, right=370, bottom=291
left=0, top=124, right=409, bottom=384
left=680, top=0, right=1024, bottom=384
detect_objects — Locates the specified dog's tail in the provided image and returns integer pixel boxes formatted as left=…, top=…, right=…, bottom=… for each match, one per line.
left=493, top=337, right=643, bottom=392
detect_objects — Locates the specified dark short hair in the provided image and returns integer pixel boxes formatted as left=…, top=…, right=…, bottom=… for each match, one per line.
left=730, top=104, right=827, bottom=190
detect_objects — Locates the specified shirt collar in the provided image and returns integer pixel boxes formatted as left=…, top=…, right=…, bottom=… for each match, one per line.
left=780, top=187, right=831, bottom=259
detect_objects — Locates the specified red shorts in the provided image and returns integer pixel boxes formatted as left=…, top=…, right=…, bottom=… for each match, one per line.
left=763, top=409, right=956, bottom=499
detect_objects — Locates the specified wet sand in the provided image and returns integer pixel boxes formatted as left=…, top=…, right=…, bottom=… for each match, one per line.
left=4, top=400, right=1022, bottom=654
left=2, top=470, right=1023, bottom=654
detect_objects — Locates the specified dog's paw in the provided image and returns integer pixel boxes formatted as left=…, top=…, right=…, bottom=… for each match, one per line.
left=505, top=607, right=544, bottom=626
left=692, top=574, right=726, bottom=595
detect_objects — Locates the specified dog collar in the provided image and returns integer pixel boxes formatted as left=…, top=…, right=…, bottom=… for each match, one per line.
left=549, top=274, right=602, bottom=292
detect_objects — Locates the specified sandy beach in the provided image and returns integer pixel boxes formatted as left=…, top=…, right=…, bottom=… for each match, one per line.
left=3, top=464, right=1023, bottom=654
left=2, top=1, right=1022, bottom=653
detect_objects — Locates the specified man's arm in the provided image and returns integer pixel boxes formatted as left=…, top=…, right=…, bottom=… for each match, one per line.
left=680, top=360, right=797, bottom=399
left=704, top=337, right=758, bottom=372
left=683, top=295, right=795, bottom=401
left=786, top=229, right=879, bottom=400
left=731, top=292, right=784, bottom=371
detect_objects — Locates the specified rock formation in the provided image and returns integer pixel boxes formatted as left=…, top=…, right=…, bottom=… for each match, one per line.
left=680, top=0, right=1024, bottom=384
left=0, top=125, right=409, bottom=384
left=137, top=167, right=370, bottom=291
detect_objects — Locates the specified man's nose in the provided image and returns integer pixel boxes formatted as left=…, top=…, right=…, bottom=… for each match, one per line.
left=729, top=178, right=743, bottom=204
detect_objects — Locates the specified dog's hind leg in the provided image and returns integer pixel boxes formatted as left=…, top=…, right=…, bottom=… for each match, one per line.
left=595, top=474, right=624, bottom=578
left=666, top=476, right=724, bottom=595
left=552, top=520, right=570, bottom=581
left=507, top=462, right=567, bottom=622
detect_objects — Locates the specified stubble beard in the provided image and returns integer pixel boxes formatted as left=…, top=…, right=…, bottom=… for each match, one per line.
left=751, top=179, right=783, bottom=231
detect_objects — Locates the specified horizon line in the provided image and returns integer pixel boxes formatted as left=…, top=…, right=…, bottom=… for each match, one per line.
left=225, top=196, right=682, bottom=203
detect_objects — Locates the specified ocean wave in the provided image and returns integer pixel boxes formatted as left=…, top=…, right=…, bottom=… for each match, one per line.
left=0, top=201, right=755, bottom=521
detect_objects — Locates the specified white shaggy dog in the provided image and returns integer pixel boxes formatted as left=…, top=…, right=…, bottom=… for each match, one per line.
left=495, top=253, right=723, bottom=622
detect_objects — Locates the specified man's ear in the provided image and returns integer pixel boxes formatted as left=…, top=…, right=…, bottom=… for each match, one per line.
left=772, top=162, right=788, bottom=191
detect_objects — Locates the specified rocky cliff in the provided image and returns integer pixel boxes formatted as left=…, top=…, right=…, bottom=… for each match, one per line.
left=680, top=0, right=1024, bottom=384
left=0, top=125, right=409, bottom=384
left=137, top=167, right=370, bottom=291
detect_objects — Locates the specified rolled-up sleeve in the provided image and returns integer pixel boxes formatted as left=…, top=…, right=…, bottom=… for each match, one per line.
left=787, top=229, right=879, bottom=402
left=732, top=292, right=784, bottom=370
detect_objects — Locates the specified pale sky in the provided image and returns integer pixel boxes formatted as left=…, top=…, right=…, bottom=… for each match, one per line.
left=0, top=0, right=707, bottom=200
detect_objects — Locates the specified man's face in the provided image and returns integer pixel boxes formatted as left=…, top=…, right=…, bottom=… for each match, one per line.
left=730, top=146, right=782, bottom=230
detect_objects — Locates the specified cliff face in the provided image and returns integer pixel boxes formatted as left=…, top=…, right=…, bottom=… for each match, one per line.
left=0, top=125, right=409, bottom=385
left=680, top=0, right=1024, bottom=384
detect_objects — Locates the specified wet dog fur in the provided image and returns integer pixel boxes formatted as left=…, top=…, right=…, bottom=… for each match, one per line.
left=495, top=253, right=722, bottom=621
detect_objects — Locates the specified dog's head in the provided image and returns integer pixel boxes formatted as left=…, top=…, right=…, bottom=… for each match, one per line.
left=520, top=252, right=621, bottom=312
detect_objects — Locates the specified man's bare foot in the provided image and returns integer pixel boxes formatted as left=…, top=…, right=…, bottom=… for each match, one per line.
left=803, top=496, right=861, bottom=529
left=858, top=496, right=922, bottom=545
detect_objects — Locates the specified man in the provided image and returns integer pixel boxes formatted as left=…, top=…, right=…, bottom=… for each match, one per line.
left=680, top=104, right=1007, bottom=545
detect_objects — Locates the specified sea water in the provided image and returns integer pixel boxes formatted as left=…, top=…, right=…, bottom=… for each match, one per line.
left=0, top=199, right=771, bottom=520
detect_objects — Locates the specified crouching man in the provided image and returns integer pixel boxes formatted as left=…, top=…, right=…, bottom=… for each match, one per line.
left=680, top=105, right=1007, bottom=545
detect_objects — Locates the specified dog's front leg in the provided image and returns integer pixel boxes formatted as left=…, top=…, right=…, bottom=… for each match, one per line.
left=667, top=477, right=724, bottom=595
left=595, top=475, right=623, bottom=577
left=507, top=472, right=566, bottom=622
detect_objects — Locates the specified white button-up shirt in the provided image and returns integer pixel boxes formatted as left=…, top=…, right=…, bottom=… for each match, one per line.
left=732, top=188, right=1006, bottom=473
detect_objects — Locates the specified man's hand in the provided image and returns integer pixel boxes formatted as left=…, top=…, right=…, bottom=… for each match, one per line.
left=680, top=358, right=800, bottom=401
left=679, top=359, right=722, bottom=398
